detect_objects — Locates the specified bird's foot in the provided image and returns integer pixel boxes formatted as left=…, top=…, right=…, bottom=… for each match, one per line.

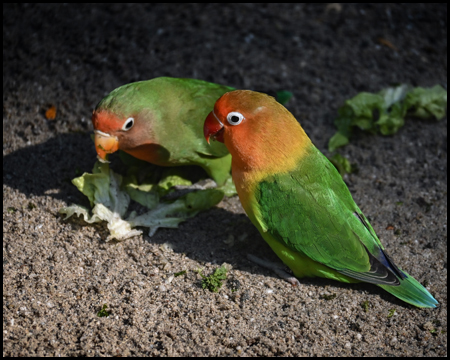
left=247, top=254, right=301, bottom=286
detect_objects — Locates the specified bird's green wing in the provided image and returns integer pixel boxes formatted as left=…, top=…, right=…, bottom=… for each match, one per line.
left=255, top=144, right=404, bottom=285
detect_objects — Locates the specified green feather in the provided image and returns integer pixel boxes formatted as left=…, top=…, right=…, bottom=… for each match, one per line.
left=378, top=273, right=438, bottom=308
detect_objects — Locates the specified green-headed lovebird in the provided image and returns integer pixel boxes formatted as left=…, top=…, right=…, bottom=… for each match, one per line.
left=203, top=90, right=438, bottom=308
left=92, top=77, right=233, bottom=185
left=92, top=77, right=292, bottom=186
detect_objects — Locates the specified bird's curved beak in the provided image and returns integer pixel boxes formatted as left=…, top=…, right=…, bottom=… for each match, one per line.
left=204, top=111, right=224, bottom=144
left=94, top=130, right=119, bottom=163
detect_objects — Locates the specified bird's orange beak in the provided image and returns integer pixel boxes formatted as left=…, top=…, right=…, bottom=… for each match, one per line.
left=94, top=130, right=119, bottom=162
left=204, top=111, right=225, bottom=144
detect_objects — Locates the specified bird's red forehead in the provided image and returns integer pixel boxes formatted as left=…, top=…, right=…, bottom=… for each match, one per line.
left=215, top=90, right=260, bottom=118
left=92, top=109, right=123, bottom=133
left=214, top=93, right=237, bottom=117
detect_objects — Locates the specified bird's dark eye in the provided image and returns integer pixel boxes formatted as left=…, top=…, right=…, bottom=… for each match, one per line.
left=122, top=117, right=134, bottom=131
left=226, top=112, right=244, bottom=126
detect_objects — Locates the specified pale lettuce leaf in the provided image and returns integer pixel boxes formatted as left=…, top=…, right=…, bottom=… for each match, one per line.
left=403, top=85, right=447, bottom=120
left=217, top=176, right=237, bottom=197
left=129, top=189, right=224, bottom=237
left=123, top=173, right=159, bottom=209
left=60, top=161, right=224, bottom=241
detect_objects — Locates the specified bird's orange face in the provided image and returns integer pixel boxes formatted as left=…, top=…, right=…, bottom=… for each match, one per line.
left=204, top=90, right=310, bottom=173
left=203, top=90, right=262, bottom=146
left=92, top=109, right=129, bottom=162
left=204, top=90, right=282, bottom=164
left=91, top=108, right=169, bottom=165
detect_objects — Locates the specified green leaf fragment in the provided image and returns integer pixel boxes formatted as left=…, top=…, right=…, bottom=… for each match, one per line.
left=123, top=173, right=159, bottom=209
left=376, top=101, right=405, bottom=135
left=184, top=188, right=224, bottom=212
left=345, top=92, right=385, bottom=131
left=201, top=266, right=228, bottom=292
left=361, top=300, right=370, bottom=313
left=328, top=132, right=350, bottom=153
left=404, top=85, right=447, bottom=120
left=71, top=161, right=128, bottom=213
left=328, top=153, right=353, bottom=176
left=129, top=189, right=224, bottom=237
left=97, top=304, right=110, bottom=317
left=275, top=90, right=293, bottom=106
left=157, top=169, right=193, bottom=196
left=217, top=176, right=238, bottom=197
left=387, top=308, right=396, bottom=318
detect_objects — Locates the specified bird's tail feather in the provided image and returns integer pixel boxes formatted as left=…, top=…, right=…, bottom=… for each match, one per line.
left=378, top=271, right=438, bottom=308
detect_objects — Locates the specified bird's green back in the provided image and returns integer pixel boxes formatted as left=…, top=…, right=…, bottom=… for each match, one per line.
left=254, top=143, right=403, bottom=284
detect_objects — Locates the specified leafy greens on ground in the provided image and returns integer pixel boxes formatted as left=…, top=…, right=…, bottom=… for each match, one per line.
left=60, top=161, right=225, bottom=241
left=328, top=84, right=447, bottom=152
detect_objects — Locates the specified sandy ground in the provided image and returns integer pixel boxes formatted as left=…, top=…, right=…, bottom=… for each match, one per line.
left=3, top=4, right=447, bottom=356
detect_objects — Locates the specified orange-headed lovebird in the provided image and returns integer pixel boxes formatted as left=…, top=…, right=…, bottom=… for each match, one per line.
left=203, top=90, right=438, bottom=308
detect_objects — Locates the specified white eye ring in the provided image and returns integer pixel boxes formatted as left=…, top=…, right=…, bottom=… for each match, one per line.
left=122, top=117, right=134, bottom=131
left=226, top=112, right=244, bottom=126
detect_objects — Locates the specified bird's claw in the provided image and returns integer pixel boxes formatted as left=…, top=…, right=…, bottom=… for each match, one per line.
left=247, top=254, right=301, bottom=287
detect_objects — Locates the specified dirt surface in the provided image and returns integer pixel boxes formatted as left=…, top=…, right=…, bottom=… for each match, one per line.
left=3, top=4, right=447, bottom=356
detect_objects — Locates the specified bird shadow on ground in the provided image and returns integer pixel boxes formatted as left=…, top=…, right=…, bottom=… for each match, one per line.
left=3, top=132, right=96, bottom=203
left=3, top=132, right=421, bottom=309
left=145, top=206, right=421, bottom=310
